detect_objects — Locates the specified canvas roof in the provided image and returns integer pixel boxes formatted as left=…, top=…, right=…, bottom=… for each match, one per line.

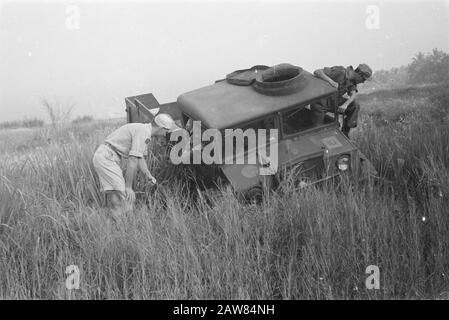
left=177, top=70, right=337, bottom=129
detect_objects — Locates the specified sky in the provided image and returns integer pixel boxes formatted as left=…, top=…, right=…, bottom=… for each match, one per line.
left=0, top=0, right=448, bottom=121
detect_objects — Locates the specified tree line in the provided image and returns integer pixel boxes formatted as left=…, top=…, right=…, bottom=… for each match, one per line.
left=372, top=48, right=449, bottom=88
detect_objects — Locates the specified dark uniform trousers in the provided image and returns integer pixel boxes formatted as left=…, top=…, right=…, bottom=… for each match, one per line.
left=311, top=96, right=360, bottom=136
left=310, top=65, right=362, bottom=137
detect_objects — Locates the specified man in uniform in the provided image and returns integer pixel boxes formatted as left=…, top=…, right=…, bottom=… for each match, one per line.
left=92, top=114, right=178, bottom=219
left=311, top=63, right=372, bottom=137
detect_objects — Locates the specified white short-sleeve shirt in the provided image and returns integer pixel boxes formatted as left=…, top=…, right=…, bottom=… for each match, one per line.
left=104, top=123, right=152, bottom=158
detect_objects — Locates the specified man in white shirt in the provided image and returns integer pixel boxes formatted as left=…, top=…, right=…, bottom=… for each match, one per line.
left=92, top=114, right=178, bottom=218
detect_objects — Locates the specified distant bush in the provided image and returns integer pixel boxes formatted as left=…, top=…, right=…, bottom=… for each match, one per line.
left=72, top=115, right=94, bottom=124
left=0, top=118, right=45, bottom=130
left=368, top=49, right=449, bottom=91
left=370, top=65, right=409, bottom=89
left=41, top=98, right=74, bottom=128
left=408, top=49, right=449, bottom=85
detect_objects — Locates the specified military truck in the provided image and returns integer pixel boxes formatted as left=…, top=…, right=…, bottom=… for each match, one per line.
left=125, top=63, right=376, bottom=198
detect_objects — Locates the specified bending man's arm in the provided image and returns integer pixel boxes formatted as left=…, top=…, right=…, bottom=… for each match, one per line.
left=138, top=157, right=156, bottom=184
left=338, top=90, right=358, bottom=113
left=124, top=156, right=138, bottom=202
left=346, top=90, right=358, bottom=104
left=314, top=69, right=338, bottom=88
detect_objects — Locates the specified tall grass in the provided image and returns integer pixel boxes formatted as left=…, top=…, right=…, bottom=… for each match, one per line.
left=0, top=90, right=448, bottom=299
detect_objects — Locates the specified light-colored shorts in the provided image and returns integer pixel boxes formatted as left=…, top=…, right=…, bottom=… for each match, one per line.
left=92, top=144, right=125, bottom=193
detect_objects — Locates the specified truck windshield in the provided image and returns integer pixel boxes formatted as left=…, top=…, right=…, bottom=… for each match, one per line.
left=221, top=116, right=276, bottom=162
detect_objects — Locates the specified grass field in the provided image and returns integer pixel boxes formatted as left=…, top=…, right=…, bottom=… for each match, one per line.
left=0, top=84, right=448, bottom=299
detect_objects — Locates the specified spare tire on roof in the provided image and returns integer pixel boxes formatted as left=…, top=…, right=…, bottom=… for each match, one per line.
left=254, top=63, right=306, bottom=96
left=226, top=65, right=270, bottom=86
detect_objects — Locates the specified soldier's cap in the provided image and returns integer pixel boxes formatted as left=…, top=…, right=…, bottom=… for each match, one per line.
left=154, top=113, right=178, bottom=130
left=355, top=63, right=373, bottom=79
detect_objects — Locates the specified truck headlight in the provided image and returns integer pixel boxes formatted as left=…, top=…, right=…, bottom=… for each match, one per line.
left=336, top=155, right=350, bottom=171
